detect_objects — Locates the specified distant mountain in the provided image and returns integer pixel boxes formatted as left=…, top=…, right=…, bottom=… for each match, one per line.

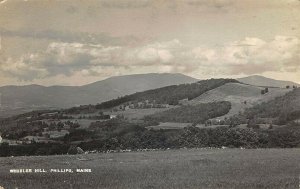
left=238, top=75, right=299, bottom=88
left=0, top=73, right=197, bottom=112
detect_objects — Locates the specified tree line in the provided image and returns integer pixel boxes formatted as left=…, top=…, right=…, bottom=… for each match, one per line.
left=144, top=101, right=231, bottom=124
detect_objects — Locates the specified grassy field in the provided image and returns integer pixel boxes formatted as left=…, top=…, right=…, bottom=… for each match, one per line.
left=105, top=108, right=174, bottom=120
left=0, top=148, right=299, bottom=189
left=146, top=122, right=191, bottom=130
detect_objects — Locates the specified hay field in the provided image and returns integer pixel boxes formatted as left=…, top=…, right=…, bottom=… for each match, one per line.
left=0, top=148, right=299, bottom=189
left=146, top=122, right=191, bottom=130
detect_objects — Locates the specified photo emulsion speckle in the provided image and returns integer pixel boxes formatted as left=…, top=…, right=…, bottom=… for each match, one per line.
left=0, top=0, right=300, bottom=188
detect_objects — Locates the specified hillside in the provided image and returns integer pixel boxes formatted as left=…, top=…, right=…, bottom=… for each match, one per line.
left=189, top=83, right=291, bottom=119
left=244, top=88, right=300, bottom=124
left=1, top=74, right=298, bottom=119
left=0, top=73, right=197, bottom=117
left=238, top=75, right=299, bottom=88
left=145, top=101, right=231, bottom=124
left=92, top=78, right=238, bottom=110
left=0, top=78, right=237, bottom=139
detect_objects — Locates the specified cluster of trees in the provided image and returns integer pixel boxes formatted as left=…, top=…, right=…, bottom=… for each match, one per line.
left=64, top=105, right=97, bottom=114
left=81, top=122, right=300, bottom=152
left=2, top=121, right=48, bottom=139
left=2, top=118, right=300, bottom=157
left=82, top=117, right=299, bottom=150
left=176, top=124, right=300, bottom=148
left=144, top=101, right=231, bottom=124
left=261, top=87, right=269, bottom=95
left=209, top=114, right=248, bottom=127
left=80, top=129, right=178, bottom=151
left=0, top=143, right=70, bottom=157
left=176, top=126, right=267, bottom=148
left=89, top=118, right=148, bottom=141
left=63, top=129, right=96, bottom=142
left=286, top=85, right=298, bottom=89
left=78, top=115, right=110, bottom=120
left=49, top=121, right=80, bottom=131
left=94, top=79, right=238, bottom=110
left=1, top=120, right=80, bottom=140
left=0, top=110, right=74, bottom=133
left=266, top=124, right=300, bottom=147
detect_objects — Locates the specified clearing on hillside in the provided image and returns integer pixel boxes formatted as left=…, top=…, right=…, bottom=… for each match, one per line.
left=189, top=83, right=291, bottom=119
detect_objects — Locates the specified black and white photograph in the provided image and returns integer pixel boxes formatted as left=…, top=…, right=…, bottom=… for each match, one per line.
left=0, top=0, right=300, bottom=188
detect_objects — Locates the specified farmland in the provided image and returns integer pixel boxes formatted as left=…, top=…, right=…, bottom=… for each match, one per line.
left=146, top=122, right=191, bottom=130
left=105, top=107, right=174, bottom=120
left=0, top=148, right=299, bottom=189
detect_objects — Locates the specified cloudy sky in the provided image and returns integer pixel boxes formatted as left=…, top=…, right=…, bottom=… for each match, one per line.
left=0, top=0, right=300, bottom=86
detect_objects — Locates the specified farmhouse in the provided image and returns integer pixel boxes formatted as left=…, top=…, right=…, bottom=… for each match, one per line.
left=110, top=115, right=117, bottom=119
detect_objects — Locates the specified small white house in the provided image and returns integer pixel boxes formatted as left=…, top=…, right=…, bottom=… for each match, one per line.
left=110, top=115, right=117, bottom=119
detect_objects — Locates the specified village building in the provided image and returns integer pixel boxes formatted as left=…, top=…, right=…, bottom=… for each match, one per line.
left=110, top=115, right=117, bottom=119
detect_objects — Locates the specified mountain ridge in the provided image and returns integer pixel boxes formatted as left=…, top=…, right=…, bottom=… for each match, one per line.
left=0, top=73, right=197, bottom=117
left=237, top=75, right=299, bottom=88
left=1, top=73, right=299, bottom=118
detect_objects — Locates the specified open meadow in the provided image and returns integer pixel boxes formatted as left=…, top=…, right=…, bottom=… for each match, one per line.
left=0, top=148, right=299, bottom=189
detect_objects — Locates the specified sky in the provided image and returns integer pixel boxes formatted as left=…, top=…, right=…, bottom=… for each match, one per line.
left=0, top=0, right=300, bottom=86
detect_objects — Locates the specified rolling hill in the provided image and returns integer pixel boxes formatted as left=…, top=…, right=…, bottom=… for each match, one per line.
left=1, top=74, right=299, bottom=119
left=244, top=87, right=300, bottom=124
left=92, top=78, right=238, bottom=110
left=189, top=82, right=292, bottom=119
left=0, top=73, right=197, bottom=117
left=237, top=75, right=299, bottom=88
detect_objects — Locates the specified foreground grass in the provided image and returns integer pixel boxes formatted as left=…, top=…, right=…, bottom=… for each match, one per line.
left=0, top=148, right=299, bottom=189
